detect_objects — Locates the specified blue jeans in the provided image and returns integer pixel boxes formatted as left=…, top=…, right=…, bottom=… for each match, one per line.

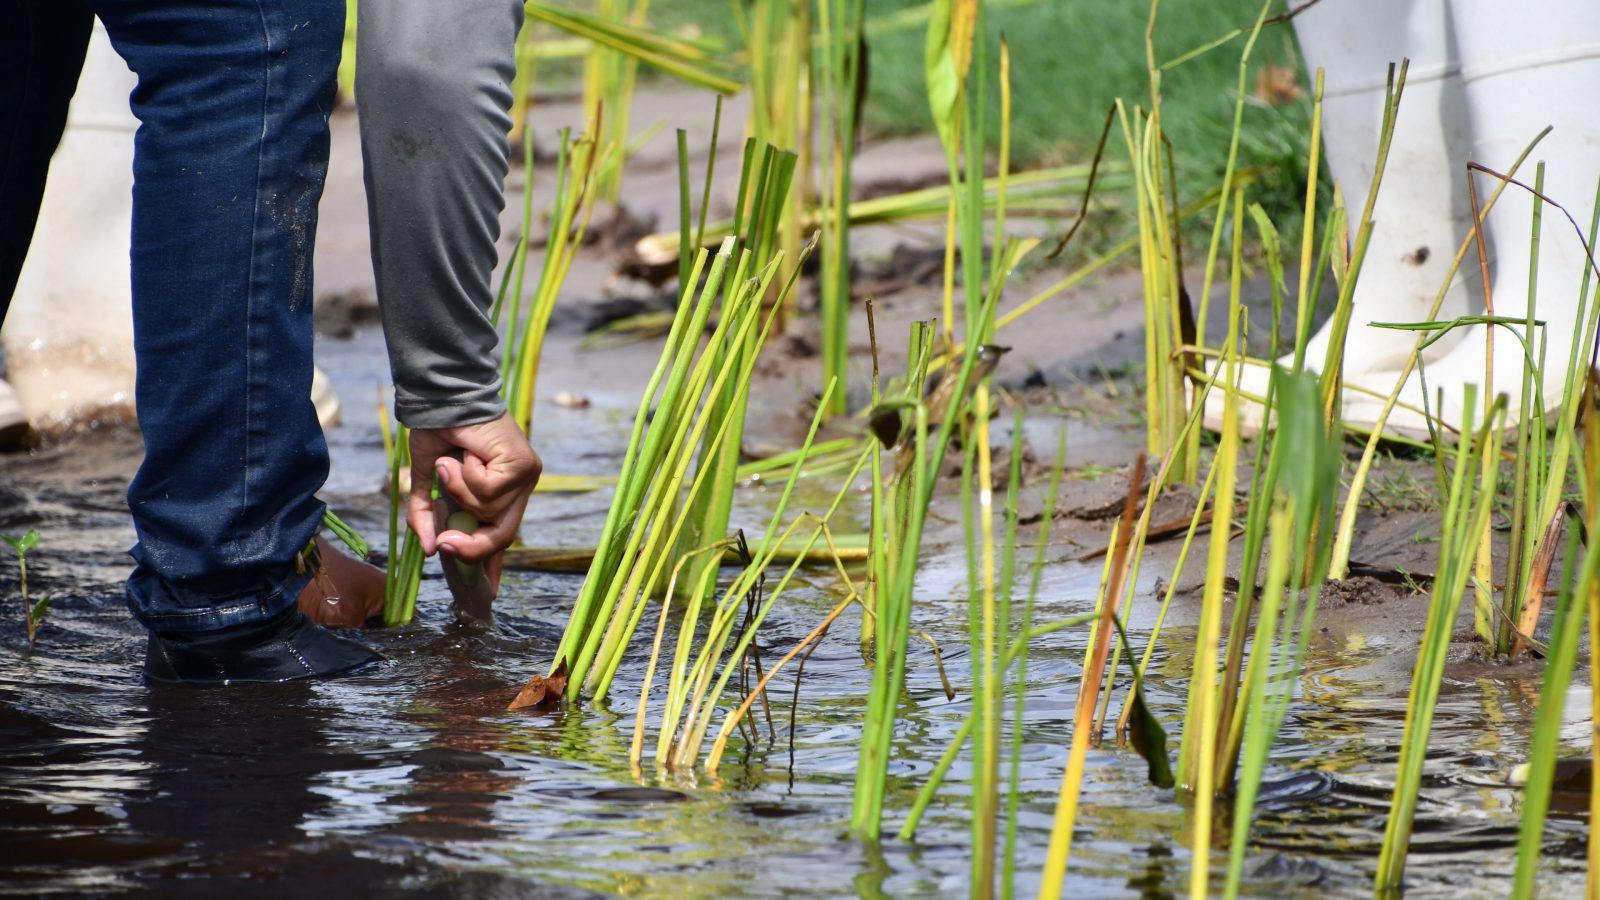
left=2, top=0, right=344, bottom=634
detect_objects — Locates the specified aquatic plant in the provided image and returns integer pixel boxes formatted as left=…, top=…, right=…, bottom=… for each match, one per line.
left=1510, top=517, right=1594, bottom=900
left=673, top=137, right=797, bottom=609
left=815, top=0, right=866, bottom=417
left=524, top=0, right=741, bottom=201
left=739, top=0, right=814, bottom=332
left=497, top=124, right=615, bottom=434
left=545, top=203, right=815, bottom=703
left=640, top=384, right=864, bottom=771
left=851, top=319, right=938, bottom=840
left=1373, top=388, right=1506, bottom=893
left=321, top=510, right=369, bottom=561
left=4, top=530, right=42, bottom=645
left=1327, top=127, right=1551, bottom=582
left=1125, top=0, right=1280, bottom=486
left=379, top=403, right=425, bottom=627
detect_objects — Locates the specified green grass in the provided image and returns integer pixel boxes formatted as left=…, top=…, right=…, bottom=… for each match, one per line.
left=862, top=1, right=1309, bottom=170
left=612, top=1, right=1312, bottom=188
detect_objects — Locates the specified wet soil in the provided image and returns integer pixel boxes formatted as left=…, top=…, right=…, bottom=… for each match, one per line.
left=0, top=96, right=1590, bottom=897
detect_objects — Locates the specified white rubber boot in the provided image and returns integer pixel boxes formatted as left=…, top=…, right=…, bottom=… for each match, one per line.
left=4, top=24, right=342, bottom=437
left=1294, top=0, right=1479, bottom=373
left=1206, top=0, right=1478, bottom=432
left=0, top=379, right=26, bottom=447
left=4, top=23, right=139, bottom=435
left=1345, top=2, right=1600, bottom=434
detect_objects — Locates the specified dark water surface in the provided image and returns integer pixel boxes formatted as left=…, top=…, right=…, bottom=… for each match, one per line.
left=0, top=327, right=1589, bottom=897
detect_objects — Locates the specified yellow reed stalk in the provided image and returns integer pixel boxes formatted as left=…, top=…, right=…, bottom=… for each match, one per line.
left=1037, top=520, right=1122, bottom=897
left=973, top=383, right=1000, bottom=897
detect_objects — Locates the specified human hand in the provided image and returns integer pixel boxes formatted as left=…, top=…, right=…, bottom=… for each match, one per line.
left=407, top=412, right=541, bottom=586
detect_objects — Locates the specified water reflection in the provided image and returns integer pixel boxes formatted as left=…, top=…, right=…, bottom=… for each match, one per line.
left=1, top=356, right=1595, bottom=896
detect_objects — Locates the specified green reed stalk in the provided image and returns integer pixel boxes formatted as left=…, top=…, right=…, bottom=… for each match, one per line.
left=1177, top=210, right=1244, bottom=900
left=1331, top=128, right=1550, bottom=579
left=1498, top=163, right=1549, bottom=655
left=1152, top=0, right=1274, bottom=485
left=851, top=322, right=936, bottom=839
left=585, top=0, right=642, bottom=202
left=321, top=510, right=368, bottom=560
left=675, top=143, right=796, bottom=607
left=1107, top=324, right=1232, bottom=741
left=1588, top=432, right=1600, bottom=897
left=1312, top=60, right=1404, bottom=427
left=551, top=245, right=726, bottom=675
left=587, top=292, right=769, bottom=699
left=1537, top=181, right=1600, bottom=523
left=702, top=451, right=873, bottom=773
left=1001, top=426, right=1067, bottom=898
left=1511, top=526, right=1593, bottom=899
left=576, top=258, right=782, bottom=697
left=854, top=226, right=1025, bottom=842
left=1375, top=388, right=1506, bottom=893
left=646, top=393, right=841, bottom=760
left=925, top=0, right=980, bottom=343
left=971, top=383, right=1000, bottom=899
left=901, top=613, right=1096, bottom=844
left=1512, top=181, right=1600, bottom=653
left=1290, top=69, right=1325, bottom=371
left=675, top=129, right=692, bottom=297
left=816, top=0, right=866, bottom=416
left=669, top=393, right=855, bottom=769
left=507, top=17, right=536, bottom=146
left=741, top=0, right=812, bottom=323
left=554, top=212, right=816, bottom=700
left=496, top=132, right=538, bottom=380
left=1222, top=371, right=1340, bottom=898
left=380, top=405, right=425, bottom=627
left=525, top=2, right=741, bottom=95
left=508, top=128, right=611, bottom=433
left=635, top=162, right=1121, bottom=267
left=1212, top=203, right=1296, bottom=796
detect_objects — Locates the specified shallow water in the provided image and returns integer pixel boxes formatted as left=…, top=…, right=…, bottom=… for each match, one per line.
left=0, top=327, right=1590, bottom=897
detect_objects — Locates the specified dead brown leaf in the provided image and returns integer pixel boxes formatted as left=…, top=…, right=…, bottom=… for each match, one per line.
left=1255, top=64, right=1304, bottom=106
left=508, top=659, right=569, bottom=711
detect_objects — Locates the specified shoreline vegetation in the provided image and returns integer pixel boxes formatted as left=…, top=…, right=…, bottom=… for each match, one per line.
left=7, top=1, right=1595, bottom=897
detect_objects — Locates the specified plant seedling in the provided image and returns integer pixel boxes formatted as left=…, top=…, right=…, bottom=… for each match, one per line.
left=5, top=530, right=42, bottom=645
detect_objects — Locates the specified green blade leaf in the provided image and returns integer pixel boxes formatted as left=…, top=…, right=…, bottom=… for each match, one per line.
left=1127, top=683, right=1175, bottom=789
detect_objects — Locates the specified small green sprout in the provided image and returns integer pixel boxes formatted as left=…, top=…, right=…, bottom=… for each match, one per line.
left=4, top=530, right=43, bottom=645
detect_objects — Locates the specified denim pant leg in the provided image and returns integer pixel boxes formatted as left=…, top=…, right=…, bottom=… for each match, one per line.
left=0, top=0, right=93, bottom=321
left=87, top=0, right=345, bottom=634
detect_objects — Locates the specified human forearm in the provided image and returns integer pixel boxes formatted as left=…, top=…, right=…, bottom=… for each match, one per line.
left=355, top=0, right=524, bottom=429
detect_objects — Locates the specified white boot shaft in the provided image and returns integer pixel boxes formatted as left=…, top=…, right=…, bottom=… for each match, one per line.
left=1292, top=0, right=1481, bottom=376
left=3, top=24, right=343, bottom=436
left=1351, top=1, right=1600, bottom=432
left=3, top=24, right=139, bottom=434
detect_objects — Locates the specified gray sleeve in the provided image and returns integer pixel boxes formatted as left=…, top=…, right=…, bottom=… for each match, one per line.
left=355, top=0, right=523, bottom=429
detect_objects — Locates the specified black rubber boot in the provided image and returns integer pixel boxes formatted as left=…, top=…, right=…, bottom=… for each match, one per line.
left=143, top=608, right=384, bottom=685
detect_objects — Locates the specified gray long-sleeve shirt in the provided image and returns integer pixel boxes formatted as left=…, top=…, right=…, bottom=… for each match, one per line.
left=355, top=0, right=523, bottom=429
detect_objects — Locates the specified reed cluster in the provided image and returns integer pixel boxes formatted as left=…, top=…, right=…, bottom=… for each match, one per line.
left=346, top=2, right=1600, bottom=897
